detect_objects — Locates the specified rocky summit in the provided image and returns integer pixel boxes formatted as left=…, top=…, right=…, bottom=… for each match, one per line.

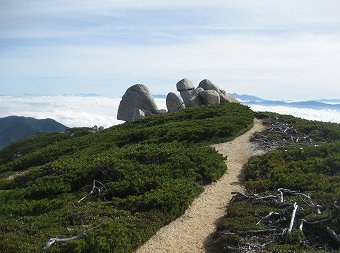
left=117, top=79, right=239, bottom=122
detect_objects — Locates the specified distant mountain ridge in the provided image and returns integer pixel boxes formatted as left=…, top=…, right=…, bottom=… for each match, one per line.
left=0, top=116, right=68, bottom=149
left=230, top=93, right=340, bottom=111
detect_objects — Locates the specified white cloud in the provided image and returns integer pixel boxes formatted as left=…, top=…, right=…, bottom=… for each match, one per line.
left=249, top=105, right=340, bottom=124
left=0, top=96, right=338, bottom=129
left=0, top=96, right=167, bottom=128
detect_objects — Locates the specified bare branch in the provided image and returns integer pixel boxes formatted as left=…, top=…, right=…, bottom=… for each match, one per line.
left=256, top=211, right=280, bottom=225
left=237, top=229, right=276, bottom=235
left=44, top=232, right=87, bottom=250
left=232, top=192, right=278, bottom=201
left=278, top=188, right=322, bottom=214
left=78, top=180, right=107, bottom=203
left=299, top=217, right=332, bottom=231
left=288, top=202, right=298, bottom=234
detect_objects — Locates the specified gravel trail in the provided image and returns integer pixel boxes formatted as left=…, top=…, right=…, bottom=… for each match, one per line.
left=135, top=118, right=265, bottom=253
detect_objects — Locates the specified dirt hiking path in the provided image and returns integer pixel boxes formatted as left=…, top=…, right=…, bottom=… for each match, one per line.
left=135, top=118, right=265, bottom=253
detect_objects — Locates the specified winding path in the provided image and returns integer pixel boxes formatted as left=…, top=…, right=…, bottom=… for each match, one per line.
left=135, top=118, right=265, bottom=253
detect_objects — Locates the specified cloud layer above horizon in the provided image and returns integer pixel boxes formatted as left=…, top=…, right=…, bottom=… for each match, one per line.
left=1, top=1, right=340, bottom=100
left=0, top=96, right=339, bottom=128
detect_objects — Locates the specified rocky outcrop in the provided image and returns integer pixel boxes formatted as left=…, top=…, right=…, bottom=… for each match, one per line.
left=199, top=90, right=220, bottom=105
left=166, top=92, right=185, bottom=112
left=176, top=78, right=195, bottom=92
left=117, top=78, right=239, bottom=122
left=198, top=79, right=220, bottom=92
left=199, top=79, right=239, bottom=104
left=117, top=84, right=158, bottom=121
left=180, top=89, right=202, bottom=107
left=132, top=108, right=146, bottom=121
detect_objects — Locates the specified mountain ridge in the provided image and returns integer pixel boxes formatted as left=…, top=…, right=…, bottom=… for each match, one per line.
left=0, top=116, right=68, bottom=149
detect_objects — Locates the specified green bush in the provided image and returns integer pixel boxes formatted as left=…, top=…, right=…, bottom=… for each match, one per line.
left=0, top=103, right=254, bottom=253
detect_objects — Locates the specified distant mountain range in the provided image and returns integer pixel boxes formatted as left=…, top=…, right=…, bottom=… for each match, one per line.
left=230, top=93, right=340, bottom=111
left=0, top=116, right=68, bottom=149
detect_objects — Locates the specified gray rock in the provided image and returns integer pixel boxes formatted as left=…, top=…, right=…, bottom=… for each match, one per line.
left=198, top=79, right=220, bottom=92
left=176, top=78, right=195, bottom=92
left=117, top=84, right=158, bottom=121
left=195, top=87, right=205, bottom=93
left=166, top=92, right=185, bottom=112
left=199, top=90, right=221, bottom=105
left=219, top=92, right=240, bottom=103
left=180, top=89, right=202, bottom=107
left=132, top=108, right=146, bottom=121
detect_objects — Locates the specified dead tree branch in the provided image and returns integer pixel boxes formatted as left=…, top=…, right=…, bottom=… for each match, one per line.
left=257, top=212, right=280, bottom=225
left=232, top=192, right=278, bottom=201
left=44, top=220, right=106, bottom=250
left=288, top=202, right=298, bottom=233
left=237, top=229, right=277, bottom=235
left=77, top=180, right=107, bottom=203
left=44, top=232, right=87, bottom=250
left=299, top=217, right=332, bottom=231
left=278, top=188, right=322, bottom=214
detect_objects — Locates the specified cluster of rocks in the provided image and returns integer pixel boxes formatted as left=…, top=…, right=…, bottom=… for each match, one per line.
left=117, top=78, right=239, bottom=122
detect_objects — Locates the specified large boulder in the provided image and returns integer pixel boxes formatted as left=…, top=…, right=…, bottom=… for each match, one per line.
left=176, top=78, right=195, bottom=92
left=198, top=79, right=220, bottom=92
left=199, top=90, right=220, bottom=105
left=132, top=108, right=146, bottom=121
left=117, top=84, right=158, bottom=121
left=166, top=92, right=185, bottom=112
left=180, top=89, right=202, bottom=107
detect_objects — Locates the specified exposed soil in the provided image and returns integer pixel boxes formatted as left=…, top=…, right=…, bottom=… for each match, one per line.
left=135, top=118, right=265, bottom=253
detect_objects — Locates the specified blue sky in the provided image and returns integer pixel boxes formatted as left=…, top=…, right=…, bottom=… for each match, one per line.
left=1, top=0, right=340, bottom=99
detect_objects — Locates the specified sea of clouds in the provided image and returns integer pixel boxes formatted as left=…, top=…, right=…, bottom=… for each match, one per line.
left=0, top=96, right=339, bottom=128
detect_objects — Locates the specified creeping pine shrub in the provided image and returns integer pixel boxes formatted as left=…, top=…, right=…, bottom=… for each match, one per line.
left=0, top=103, right=254, bottom=253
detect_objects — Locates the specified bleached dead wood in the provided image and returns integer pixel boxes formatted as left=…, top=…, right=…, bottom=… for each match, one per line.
left=44, top=232, right=87, bottom=250
left=237, top=229, right=276, bottom=235
left=278, top=188, right=322, bottom=214
left=299, top=217, right=332, bottom=231
left=44, top=220, right=106, bottom=250
left=256, top=211, right=280, bottom=225
left=78, top=180, right=107, bottom=203
left=232, top=192, right=278, bottom=201
left=288, top=202, right=298, bottom=233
